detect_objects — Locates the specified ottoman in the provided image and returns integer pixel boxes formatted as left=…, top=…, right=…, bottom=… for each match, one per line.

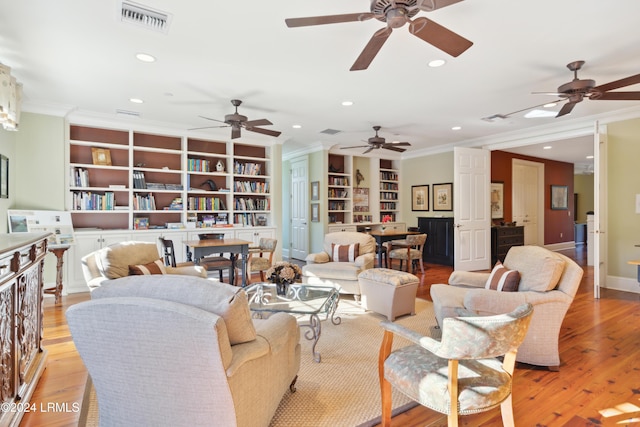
left=358, top=268, right=419, bottom=321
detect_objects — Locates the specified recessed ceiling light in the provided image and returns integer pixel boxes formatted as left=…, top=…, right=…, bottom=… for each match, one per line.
left=129, top=98, right=144, bottom=104
left=586, top=155, right=594, bottom=159
left=292, top=124, right=302, bottom=129
left=451, top=126, right=462, bottom=131
left=428, top=59, right=446, bottom=68
left=543, top=102, right=557, bottom=108
left=543, top=146, right=552, bottom=150
left=135, top=53, right=156, bottom=63
left=341, top=101, right=353, bottom=106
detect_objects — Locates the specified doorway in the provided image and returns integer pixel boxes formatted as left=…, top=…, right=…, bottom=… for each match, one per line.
left=290, top=156, right=310, bottom=260
left=512, top=159, right=544, bottom=246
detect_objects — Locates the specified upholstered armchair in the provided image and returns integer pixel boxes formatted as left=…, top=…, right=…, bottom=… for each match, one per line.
left=302, top=231, right=376, bottom=299
left=379, top=303, right=534, bottom=427
left=67, top=275, right=301, bottom=427
left=430, top=245, right=583, bottom=370
left=81, top=241, right=207, bottom=291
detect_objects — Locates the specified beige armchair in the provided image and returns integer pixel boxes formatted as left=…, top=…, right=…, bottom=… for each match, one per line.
left=302, top=231, right=376, bottom=299
left=430, top=245, right=583, bottom=370
left=68, top=275, right=300, bottom=427
left=81, top=241, right=207, bottom=291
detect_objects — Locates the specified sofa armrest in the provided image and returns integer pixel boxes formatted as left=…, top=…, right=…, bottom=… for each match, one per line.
left=354, top=252, right=375, bottom=269
left=463, top=288, right=573, bottom=316
left=305, top=252, right=330, bottom=264
left=448, top=271, right=489, bottom=288
left=165, top=265, right=207, bottom=278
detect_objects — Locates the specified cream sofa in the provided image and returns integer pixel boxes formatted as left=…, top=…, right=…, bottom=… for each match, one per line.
left=68, top=275, right=301, bottom=427
left=81, top=241, right=207, bottom=290
left=430, top=245, right=583, bottom=370
left=302, top=231, right=376, bottom=299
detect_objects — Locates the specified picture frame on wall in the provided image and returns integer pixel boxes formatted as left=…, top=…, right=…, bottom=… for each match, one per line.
left=551, top=185, right=568, bottom=210
left=490, top=181, right=504, bottom=219
left=0, top=155, right=8, bottom=199
left=411, top=185, right=429, bottom=211
left=311, top=203, right=320, bottom=222
left=433, top=183, right=453, bottom=211
left=311, top=181, right=319, bottom=201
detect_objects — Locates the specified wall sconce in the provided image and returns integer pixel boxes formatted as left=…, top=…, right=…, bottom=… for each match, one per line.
left=0, top=63, right=23, bottom=131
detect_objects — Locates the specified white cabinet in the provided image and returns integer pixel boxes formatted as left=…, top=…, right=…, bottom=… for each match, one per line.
left=236, top=228, right=276, bottom=246
left=327, top=225, right=358, bottom=233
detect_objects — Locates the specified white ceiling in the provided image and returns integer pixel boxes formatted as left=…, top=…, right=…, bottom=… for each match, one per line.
left=2, top=0, right=639, bottom=170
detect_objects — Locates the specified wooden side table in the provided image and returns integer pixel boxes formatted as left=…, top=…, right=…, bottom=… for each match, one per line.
left=44, top=244, right=70, bottom=304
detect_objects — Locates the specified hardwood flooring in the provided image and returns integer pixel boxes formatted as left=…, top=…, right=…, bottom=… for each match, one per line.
left=20, top=247, right=640, bottom=426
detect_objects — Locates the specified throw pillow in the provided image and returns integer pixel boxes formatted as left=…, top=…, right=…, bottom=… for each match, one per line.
left=485, top=261, right=520, bottom=292
left=331, top=243, right=360, bottom=262
left=129, top=259, right=167, bottom=276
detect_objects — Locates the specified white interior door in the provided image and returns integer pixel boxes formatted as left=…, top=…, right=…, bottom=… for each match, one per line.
left=290, top=157, right=309, bottom=260
left=512, top=159, right=544, bottom=245
left=594, top=123, right=607, bottom=298
left=454, top=147, right=491, bottom=271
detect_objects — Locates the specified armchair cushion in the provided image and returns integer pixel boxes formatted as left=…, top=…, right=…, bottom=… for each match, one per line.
left=129, top=259, right=167, bottom=276
left=97, top=241, right=165, bottom=279
left=485, top=261, right=520, bottom=292
left=503, top=246, right=565, bottom=292
left=331, top=243, right=360, bottom=262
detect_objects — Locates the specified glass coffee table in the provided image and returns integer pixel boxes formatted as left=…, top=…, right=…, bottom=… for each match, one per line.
left=244, top=283, right=341, bottom=362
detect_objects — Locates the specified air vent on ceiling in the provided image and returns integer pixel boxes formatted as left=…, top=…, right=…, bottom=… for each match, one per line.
left=116, top=109, right=141, bottom=118
left=120, top=1, right=172, bottom=34
left=320, top=128, right=342, bottom=135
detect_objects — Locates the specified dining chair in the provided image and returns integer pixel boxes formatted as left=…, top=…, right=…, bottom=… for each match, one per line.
left=237, top=237, right=278, bottom=284
left=387, top=233, right=427, bottom=274
left=379, top=303, right=534, bottom=427
left=197, top=233, right=235, bottom=284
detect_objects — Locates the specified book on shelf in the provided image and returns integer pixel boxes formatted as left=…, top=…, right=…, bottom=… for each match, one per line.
left=133, top=171, right=147, bottom=189
left=72, top=167, right=90, bottom=187
left=146, top=182, right=166, bottom=190
left=133, top=217, right=149, bottom=230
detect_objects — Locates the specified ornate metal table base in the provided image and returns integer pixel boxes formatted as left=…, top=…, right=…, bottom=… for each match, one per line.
left=302, top=296, right=341, bottom=362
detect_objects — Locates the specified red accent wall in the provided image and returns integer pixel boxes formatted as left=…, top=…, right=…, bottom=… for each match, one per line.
left=491, top=151, right=575, bottom=245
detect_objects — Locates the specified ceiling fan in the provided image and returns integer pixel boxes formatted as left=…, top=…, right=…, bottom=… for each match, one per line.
left=190, top=99, right=281, bottom=139
left=285, top=0, right=473, bottom=71
left=533, top=60, right=640, bottom=117
left=340, top=126, right=411, bottom=154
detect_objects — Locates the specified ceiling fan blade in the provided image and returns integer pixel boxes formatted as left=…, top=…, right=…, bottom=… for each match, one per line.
left=593, top=91, right=640, bottom=101
left=231, top=127, right=241, bottom=139
left=532, top=91, right=564, bottom=96
left=244, top=118, right=272, bottom=127
left=384, top=142, right=411, bottom=147
left=350, top=27, right=393, bottom=71
left=592, top=73, right=640, bottom=93
left=285, top=12, right=374, bottom=28
left=408, top=17, right=473, bottom=57
left=340, top=145, right=372, bottom=150
left=383, top=146, right=407, bottom=152
left=198, top=115, right=226, bottom=123
left=362, top=146, right=375, bottom=154
left=246, top=127, right=282, bottom=138
left=556, top=101, right=577, bottom=118
left=188, top=125, right=229, bottom=131
left=416, top=0, right=465, bottom=11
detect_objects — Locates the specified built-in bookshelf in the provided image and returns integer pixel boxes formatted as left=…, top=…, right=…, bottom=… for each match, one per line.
left=67, top=125, right=272, bottom=230
left=379, top=159, right=399, bottom=222
left=327, top=153, right=352, bottom=225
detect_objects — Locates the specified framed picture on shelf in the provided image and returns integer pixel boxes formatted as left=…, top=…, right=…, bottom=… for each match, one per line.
left=353, top=188, right=369, bottom=212
left=91, top=147, right=112, bottom=166
left=311, top=181, right=320, bottom=201
left=433, top=183, right=453, bottom=211
left=490, top=181, right=504, bottom=219
left=311, top=203, right=320, bottom=222
left=0, top=155, right=8, bottom=198
left=551, top=185, right=568, bottom=210
left=411, top=185, right=429, bottom=211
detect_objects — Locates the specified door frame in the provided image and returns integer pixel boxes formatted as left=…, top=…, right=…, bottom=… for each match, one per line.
left=512, top=158, right=545, bottom=246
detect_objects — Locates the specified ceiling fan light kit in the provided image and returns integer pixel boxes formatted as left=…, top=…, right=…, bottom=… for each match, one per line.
left=285, top=0, right=473, bottom=71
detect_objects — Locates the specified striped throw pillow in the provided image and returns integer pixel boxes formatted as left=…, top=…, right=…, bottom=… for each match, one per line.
left=331, top=243, right=360, bottom=262
left=485, top=261, right=520, bottom=292
left=128, top=259, right=167, bottom=276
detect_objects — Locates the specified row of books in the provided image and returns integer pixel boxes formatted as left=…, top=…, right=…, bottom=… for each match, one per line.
left=72, top=191, right=115, bottom=211
left=380, top=172, right=398, bottom=181
left=328, top=189, right=348, bottom=198
left=233, top=213, right=266, bottom=227
left=233, top=161, right=262, bottom=176
left=133, top=194, right=156, bottom=210
left=133, top=171, right=147, bottom=189
left=234, top=180, right=269, bottom=193
left=187, top=197, right=227, bottom=211
left=380, top=192, right=398, bottom=200
left=234, top=197, right=270, bottom=211
left=380, top=182, right=399, bottom=191
left=187, top=158, right=213, bottom=172
left=380, top=203, right=398, bottom=211
left=72, top=167, right=91, bottom=187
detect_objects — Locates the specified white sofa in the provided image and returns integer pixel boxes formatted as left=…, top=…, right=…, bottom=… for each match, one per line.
left=302, top=231, right=376, bottom=299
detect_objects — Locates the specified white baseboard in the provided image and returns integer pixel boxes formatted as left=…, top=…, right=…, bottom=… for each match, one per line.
left=544, top=242, right=576, bottom=251
left=603, top=275, right=640, bottom=294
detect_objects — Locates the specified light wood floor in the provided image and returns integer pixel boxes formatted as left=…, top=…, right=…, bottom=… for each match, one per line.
left=20, top=247, right=640, bottom=426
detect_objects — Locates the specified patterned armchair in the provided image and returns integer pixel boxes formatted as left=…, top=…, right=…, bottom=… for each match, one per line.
left=379, top=303, right=534, bottom=427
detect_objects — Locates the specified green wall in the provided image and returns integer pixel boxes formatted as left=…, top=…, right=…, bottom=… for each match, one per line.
left=607, top=118, right=640, bottom=278
left=0, top=125, right=18, bottom=233
left=400, top=151, right=454, bottom=228
left=309, top=150, right=325, bottom=254
left=574, top=174, right=594, bottom=223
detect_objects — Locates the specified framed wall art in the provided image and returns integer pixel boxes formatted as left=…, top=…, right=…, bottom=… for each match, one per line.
left=551, top=185, right=568, bottom=210
left=490, top=181, right=504, bottom=219
left=311, top=203, right=320, bottom=222
left=311, top=181, right=319, bottom=201
left=433, top=183, right=453, bottom=211
left=0, top=155, right=7, bottom=198
left=353, top=187, right=369, bottom=212
left=411, top=185, right=429, bottom=211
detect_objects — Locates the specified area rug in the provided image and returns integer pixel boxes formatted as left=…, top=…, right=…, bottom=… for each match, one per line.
left=81, top=298, right=438, bottom=427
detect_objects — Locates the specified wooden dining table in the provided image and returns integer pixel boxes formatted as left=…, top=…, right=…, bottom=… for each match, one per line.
left=368, top=230, right=421, bottom=267
left=184, top=238, right=252, bottom=287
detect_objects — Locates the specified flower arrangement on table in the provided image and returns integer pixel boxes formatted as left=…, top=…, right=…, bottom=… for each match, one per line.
left=381, top=215, right=393, bottom=231
left=266, top=261, right=303, bottom=295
